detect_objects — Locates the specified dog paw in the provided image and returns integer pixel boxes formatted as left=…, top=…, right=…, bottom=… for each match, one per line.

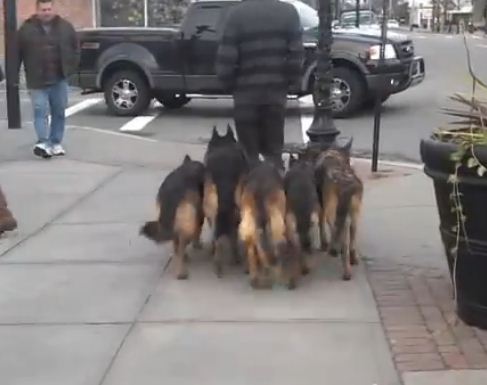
left=214, top=263, right=223, bottom=278
left=301, top=264, right=310, bottom=276
left=287, top=278, right=297, bottom=290
left=250, top=276, right=260, bottom=289
left=342, top=271, right=352, bottom=281
left=177, top=271, right=189, bottom=280
left=193, top=239, right=203, bottom=250
left=320, top=242, right=329, bottom=252
left=350, top=250, right=359, bottom=265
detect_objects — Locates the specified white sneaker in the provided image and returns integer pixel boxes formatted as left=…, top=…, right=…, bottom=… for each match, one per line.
left=51, top=144, right=66, bottom=156
left=33, top=142, right=52, bottom=159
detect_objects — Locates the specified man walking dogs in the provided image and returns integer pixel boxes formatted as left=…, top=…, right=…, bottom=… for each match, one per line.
left=18, top=0, right=80, bottom=158
left=216, top=0, right=304, bottom=169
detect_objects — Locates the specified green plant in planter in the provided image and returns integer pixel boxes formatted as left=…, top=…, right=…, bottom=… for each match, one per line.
left=420, top=36, right=487, bottom=329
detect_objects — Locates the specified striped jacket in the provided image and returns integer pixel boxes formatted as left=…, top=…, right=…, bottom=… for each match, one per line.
left=216, top=0, right=304, bottom=105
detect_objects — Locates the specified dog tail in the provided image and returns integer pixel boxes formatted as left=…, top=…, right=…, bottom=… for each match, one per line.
left=140, top=220, right=173, bottom=243
left=215, top=180, right=238, bottom=238
left=333, top=182, right=358, bottom=242
left=296, top=205, right=313, bottom=253
left=139, top=201, right=174, bottom=243
left=254, top=191, right=276, bottom=265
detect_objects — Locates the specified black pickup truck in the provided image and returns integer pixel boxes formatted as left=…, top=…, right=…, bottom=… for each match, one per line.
left=70, top=0, right=425, bottom=118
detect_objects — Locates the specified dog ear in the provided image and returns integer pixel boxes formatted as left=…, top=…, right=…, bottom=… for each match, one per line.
left=225, top=124, right=236, bottom=140
left=183, top=154, right=192, bottom=163
left=211, top=126, right=219, bottom=140
left=289, top=153, right=297, bottom=166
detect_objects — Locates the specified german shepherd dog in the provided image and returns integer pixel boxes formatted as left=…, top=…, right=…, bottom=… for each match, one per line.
left=140, top=155, right=205, bottom=280
left=284, top=154, right=321, bottom=278
left=315, top=148, right=363, bottom=281
left=236, top=160, right=297, bottom=289
left=203, top=125, right=248, bottom=277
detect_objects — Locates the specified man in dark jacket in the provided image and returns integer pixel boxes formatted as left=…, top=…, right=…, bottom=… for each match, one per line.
left=216, top=0, right=304, bottom=169
left=18, top=0, right=80, bottom=159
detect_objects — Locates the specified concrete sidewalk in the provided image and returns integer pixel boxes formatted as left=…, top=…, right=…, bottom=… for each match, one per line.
left=0, top=129, right=486, bottom=385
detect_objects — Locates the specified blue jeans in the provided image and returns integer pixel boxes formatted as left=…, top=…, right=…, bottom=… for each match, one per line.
left=29, top=80, right=68, bottom=145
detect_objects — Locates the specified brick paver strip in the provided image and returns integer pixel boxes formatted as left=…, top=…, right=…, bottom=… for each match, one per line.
left=366, top=260, right=487, bottom=372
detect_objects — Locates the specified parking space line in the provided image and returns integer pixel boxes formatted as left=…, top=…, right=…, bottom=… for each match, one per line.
left=65, top=98, right=103, bottom=117
left=119, top=115, right=158, bottom=132
left=298, top=97, right=313, bottom=143
left=68, top=124, right=158, bottom=142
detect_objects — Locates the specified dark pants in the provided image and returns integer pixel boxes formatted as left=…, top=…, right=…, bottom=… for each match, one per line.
left=234, top=103, right=286, bottom=169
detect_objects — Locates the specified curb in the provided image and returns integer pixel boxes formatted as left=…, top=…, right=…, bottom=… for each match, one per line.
left=351, top=157, right=424, bottom=171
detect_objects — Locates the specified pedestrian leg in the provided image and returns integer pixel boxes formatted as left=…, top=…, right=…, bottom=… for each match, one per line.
left=261, top=103, right=285, bottom=171
left=234, top=103, right=260, bottom=164
left=48, top=80, right=68, bottom=153
left=30, top=88, right=50, bottom=142
left=30, top=87, right=52, bottom=158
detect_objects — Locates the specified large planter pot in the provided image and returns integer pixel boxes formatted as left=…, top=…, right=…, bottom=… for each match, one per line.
left=420, top=137, right=487, bottom=329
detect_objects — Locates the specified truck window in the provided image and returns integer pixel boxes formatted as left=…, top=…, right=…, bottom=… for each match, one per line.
left=183, top=4, right=225, bottom=40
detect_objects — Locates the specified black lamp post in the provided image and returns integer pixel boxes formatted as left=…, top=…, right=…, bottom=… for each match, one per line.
left=303, top=0, right=352, bottom=157
left=306, top=0, right=340, bottom=145
left=281, top=0, right=353, bottom=160
left=3, top=0, right=21, bottom=129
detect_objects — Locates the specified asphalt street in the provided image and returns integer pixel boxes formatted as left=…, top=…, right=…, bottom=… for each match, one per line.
left=1, top=32, right=487, bottom=163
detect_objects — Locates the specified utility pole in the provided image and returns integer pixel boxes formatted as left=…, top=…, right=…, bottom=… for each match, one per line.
left=3, top=0, right=22, bottom=129
left=356, top=0, right=361, bottom=27
left=371, top=0, right=389, bottom=172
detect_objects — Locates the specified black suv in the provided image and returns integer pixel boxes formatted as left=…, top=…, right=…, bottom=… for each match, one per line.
left=70, top=0, right=425, bottom=118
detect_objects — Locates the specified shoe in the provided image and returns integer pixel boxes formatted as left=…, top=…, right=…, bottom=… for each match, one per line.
left=33, top=142, right=52, bottom=159
left=51, top=144, right=66, bottom=156
left=0, top=187, right=17, bottom=235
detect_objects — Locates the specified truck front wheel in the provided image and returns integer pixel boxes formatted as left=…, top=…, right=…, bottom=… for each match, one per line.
left=104, top=70, right=151, bottom=117
left=311, top=66, right=366, bottom=118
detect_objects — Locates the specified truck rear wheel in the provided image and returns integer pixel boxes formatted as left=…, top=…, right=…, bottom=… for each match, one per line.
left=104, top=70, right=151, bottom=116
left=155, top=93, right=191, bottom=109
left=312, top=66, right=366, bottom=118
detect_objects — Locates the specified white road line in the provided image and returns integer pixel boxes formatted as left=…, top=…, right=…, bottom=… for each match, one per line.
left=445, top=35, right=453, bottom=39
left=472, top=35, right=483, bottom=40
left=476, top=43, right=487, bottom=49
left=415, top=35, right=427, bottom=39
left=298, top=96, right=313, bottom=143
left=68, top=125, right=158, bottom=142
left=119, top=115, right=158, bottom=132
left=65, top=98, right=102, bottom=117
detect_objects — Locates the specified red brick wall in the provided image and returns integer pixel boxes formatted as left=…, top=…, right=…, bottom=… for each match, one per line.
left=0, top=0, right=94, bottom=56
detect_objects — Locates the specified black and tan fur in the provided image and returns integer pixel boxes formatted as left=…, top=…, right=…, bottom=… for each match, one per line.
left=140, top=155, right=205, bottom=280
left=203, top=125, right=248, bottom=277
left=236, top=161, right=297, bottom=289
left=315, top=148, right=363, bottom=281
left=284, top=154, right=321, bottom=280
